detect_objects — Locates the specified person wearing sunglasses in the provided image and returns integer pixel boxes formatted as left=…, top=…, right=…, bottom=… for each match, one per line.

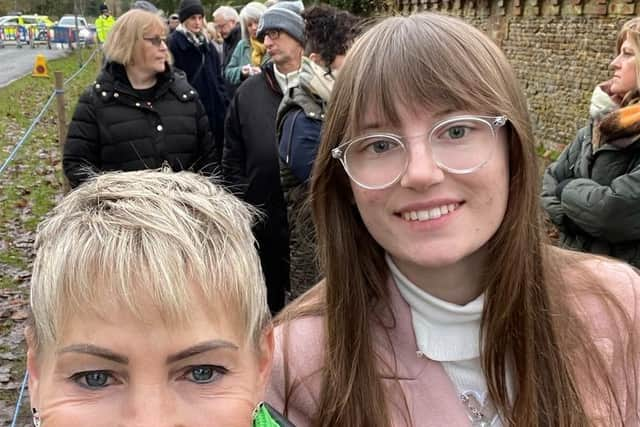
left=268, top=13, right=640, bottom=427
left=63, top=9, right=217, bottom=188
left=26, top=170, right=295, bottom=427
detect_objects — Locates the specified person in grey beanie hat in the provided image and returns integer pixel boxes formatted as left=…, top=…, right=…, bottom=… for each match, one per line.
left=131, top=0, right=158, bottom=13
left=257, top=0, right=305, bottom=46
left=222, top=0, right=304, bottom=318
left=178, top=0, right=205, bottom=22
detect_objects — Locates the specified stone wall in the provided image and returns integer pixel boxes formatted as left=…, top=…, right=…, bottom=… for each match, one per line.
left=397, top=0, right=635, bottom=151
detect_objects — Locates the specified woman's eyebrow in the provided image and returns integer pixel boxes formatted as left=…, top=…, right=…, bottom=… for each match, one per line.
left=57, top=344, right=129, bottom=364
left=166, top=340, right=239, bottom=364
left=360, top=109, right=458, bottom=131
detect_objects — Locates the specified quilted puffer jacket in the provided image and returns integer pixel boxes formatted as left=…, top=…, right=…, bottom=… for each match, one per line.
left=63, top=61, right=216, bottom=188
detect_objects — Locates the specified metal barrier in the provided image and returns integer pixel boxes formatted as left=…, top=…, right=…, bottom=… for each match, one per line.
left=0, top=24, right=28, bottom=48
left=28, top=23, right=50, bottom=49
left=48, top=25, right=76, bottom=46
left=48, top=26, right=96, bottom=49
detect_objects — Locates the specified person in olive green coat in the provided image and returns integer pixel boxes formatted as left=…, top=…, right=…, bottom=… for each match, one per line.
left=541, top=17, right=640, bottom=267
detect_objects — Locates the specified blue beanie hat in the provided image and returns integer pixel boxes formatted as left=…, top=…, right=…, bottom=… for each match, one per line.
left=257, top=0, right=305, bottom=45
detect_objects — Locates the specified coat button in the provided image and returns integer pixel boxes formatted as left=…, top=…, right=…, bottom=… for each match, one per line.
left=101, top=91, right=107, bottom=97
left=156, top=125, right=163, bottom=131
left=113, top=92, right=119, bottom=98
left=135, top=102, right=141, bottom=107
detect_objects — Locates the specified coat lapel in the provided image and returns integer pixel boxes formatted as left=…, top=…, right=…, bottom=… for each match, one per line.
left=373, top=277, right=471, bottom=425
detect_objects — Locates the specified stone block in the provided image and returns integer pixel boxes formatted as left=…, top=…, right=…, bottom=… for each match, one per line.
left=608, top=1, right=635, bottom=14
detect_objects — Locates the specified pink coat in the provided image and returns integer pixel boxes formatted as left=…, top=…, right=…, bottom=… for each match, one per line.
left=266, top=259, right=640, bottom=426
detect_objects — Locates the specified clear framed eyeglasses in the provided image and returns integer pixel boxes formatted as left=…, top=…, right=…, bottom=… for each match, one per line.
left=331, top=115, right=508, bottom=190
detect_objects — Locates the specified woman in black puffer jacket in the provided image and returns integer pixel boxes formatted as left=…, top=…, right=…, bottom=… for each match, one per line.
left=63, top=9, right=217, bottom=188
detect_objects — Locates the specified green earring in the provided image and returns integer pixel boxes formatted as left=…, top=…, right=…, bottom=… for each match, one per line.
left=252, top=402, right=280, bottom=427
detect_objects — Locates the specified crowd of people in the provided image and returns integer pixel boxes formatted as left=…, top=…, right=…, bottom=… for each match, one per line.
left=28, top=1, right=640, bottom=425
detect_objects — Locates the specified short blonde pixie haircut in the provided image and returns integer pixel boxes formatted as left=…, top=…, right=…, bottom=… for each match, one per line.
left=30, top=170, right=270, bottom=352
left=104, top=9, right=168, bottom=66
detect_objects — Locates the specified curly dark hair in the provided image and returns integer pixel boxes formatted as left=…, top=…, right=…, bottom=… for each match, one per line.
left=301, top=4, right=362, bottom=67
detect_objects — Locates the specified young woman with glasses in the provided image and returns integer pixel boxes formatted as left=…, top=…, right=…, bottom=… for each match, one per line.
left=63, top=9, right=217, bottom=188
left=267, top=13, right=639, bottom=426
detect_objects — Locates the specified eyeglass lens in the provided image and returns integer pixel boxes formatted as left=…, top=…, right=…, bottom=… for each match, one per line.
left=144, top=36, right=166, bottom=46
left=342, top=117, right=496, bottom=189
left=266, top=30, right=280, bottom=39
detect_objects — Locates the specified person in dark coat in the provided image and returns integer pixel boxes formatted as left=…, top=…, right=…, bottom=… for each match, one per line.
left=63, top=9, right=216, bottom=188
left=213, top=6, right=242, bottom=97
left=169, top=0, right=228, bottom=164
left=275, top=5, right=361, bottom=298
left=223, top=0, right=305, bottom=313
left=542, top=17, right=640, bottom=267
left=168, top=13, right=180, bottom=33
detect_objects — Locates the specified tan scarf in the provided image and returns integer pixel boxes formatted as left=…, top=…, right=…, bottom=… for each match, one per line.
left=299, top=56, right=335, bottom=104
left=250, top=37, right=266, bottom=66
left=593, top=101, right=640, bottom=150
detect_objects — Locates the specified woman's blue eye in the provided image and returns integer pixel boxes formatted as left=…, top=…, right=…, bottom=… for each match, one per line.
left=71, top=371, right=113, bottom=389
left=185, top=365, right=227, bottom=384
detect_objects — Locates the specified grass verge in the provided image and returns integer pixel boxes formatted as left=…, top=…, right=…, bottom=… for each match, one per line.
left=0, top=47, right=100, bottom=425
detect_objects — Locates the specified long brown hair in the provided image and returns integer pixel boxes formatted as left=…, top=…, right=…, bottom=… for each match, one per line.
left=278, top=13, right=637, bottom=426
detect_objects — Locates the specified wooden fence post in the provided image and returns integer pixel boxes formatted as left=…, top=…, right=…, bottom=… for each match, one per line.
left=54, top=71, right=70, bottom=192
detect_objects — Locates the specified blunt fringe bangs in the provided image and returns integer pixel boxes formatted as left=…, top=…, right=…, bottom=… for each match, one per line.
left=104, top=9, right=167, bottom=66
left=339, top=14, right=527, bottom=141
left=30, top=170, right=270, bottom=352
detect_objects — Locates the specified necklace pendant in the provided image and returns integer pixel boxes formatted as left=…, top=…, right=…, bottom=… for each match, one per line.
left=460, top=390, right=499, bottom=426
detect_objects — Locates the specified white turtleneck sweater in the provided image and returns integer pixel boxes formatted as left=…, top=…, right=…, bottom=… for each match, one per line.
left=387, top=255, right=505, bottom=426
left=273, top=64, right=300, bottom=95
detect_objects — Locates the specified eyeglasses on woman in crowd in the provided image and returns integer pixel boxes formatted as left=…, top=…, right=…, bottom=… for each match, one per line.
left=143, top=35, right=167, bottom=46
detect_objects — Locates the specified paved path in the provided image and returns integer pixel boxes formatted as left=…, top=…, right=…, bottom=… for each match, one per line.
left=0, top=46, right=69, bottom=88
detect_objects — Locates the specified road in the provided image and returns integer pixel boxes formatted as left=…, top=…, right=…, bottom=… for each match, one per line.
left=0, top=46, right=69, bottom=88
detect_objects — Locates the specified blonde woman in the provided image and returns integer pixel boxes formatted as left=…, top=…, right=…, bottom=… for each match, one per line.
left=542, top=17, right=640, bottom=268
left=63, top=9, right=216, bottom=188
left=26, top=170, right=294, bottom=426
left=224, top=1, right=268, bottom=87
left=268, top=13, right=640, bottom=426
